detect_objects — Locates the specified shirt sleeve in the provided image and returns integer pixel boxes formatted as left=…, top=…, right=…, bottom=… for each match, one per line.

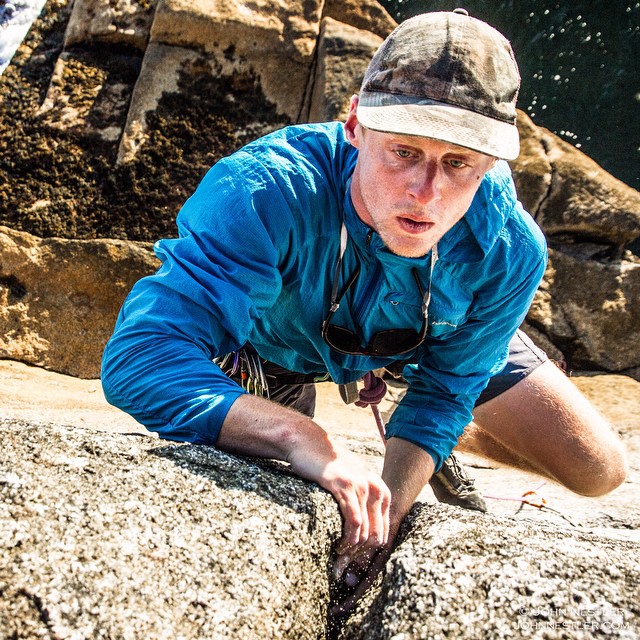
left=101, top=155, right=292, bottom=443
left=384, top=211, right=548, bottom=471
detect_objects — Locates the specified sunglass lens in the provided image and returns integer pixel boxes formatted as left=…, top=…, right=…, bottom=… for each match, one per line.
left=325, top=325, right=363, bottom=354
left=370, top=329, right=420, bottom=356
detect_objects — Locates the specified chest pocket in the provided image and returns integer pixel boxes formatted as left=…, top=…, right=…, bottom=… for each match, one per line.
left=427, top=268, right=474, bottom=338
left=373, top=290, right=418, bottom=327
left=382, top=290, right=422, bottom=311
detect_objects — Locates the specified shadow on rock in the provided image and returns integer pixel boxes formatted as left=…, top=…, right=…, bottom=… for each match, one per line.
left=0, top=420, right=341, bottom=639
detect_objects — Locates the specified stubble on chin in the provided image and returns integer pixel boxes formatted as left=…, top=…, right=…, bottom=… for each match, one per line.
left=379, top=230, right=436, bottom=258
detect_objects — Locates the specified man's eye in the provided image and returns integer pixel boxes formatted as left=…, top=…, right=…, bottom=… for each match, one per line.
left=448, top=159, right=466, bottom=168
left=395, top=149, right=413, bottom=159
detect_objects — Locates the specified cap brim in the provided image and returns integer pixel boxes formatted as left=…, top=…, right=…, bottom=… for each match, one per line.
left=356, top=102, right=520, bottom=160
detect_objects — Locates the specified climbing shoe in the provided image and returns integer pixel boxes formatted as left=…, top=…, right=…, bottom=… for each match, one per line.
left=429, top=454, right=487, bottom=512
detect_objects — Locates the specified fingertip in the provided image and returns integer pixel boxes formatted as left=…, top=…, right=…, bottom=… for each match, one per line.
left=374, top=533, right=386, bottom=548
left=350, top=527, right=364, bottom=549
left=345, top=519, right=363, bottom=549
left=336, top=525, right=360, bottom=553
left=343, top=570, right=360, bottom=588
left=333, top=553, right=351, bottom=580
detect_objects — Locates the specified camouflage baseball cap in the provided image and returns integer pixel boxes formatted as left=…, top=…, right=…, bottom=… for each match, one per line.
left=357, top=10, right=521, bottom=160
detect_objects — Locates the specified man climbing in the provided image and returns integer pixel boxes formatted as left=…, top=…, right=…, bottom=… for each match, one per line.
left=102, top=10, right=627, bottom=613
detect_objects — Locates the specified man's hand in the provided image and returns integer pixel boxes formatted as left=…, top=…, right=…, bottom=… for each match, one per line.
left=218, top=395, right=436, bottom=616
left=217, top=393, right=392, bottom=556
left=332, top=437, right=436, bottom=616
left=288, top=443, right=391, bottom=553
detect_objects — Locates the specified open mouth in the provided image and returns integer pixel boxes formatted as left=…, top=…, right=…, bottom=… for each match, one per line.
left=398, top=216, right=434, bottom=234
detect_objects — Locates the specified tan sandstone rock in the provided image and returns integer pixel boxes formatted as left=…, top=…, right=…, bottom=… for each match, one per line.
left=64, top=0, right=157, bottom=51
left=1, top=0, right=639, bottom=377
left=512, top=111, right=640, bottom=251
left=119, top=0, right=395, bottom=162
left=35, top=51, right=136, bottom=143
left=306, top=17, right=383, bottom=123
left=510, top=111, right=640, bottom=374
left=150, top=0, right=323, bottom=120
left=117, top=42, right=203, bottom=162
left=0, top=226, right=158, bottom=378
left=322, top=0, right=396, bottom=39
left=528, top=246, right=640, bottom=372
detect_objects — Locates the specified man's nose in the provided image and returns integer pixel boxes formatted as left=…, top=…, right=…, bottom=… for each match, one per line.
left=407, top=164, right=441, bottom=205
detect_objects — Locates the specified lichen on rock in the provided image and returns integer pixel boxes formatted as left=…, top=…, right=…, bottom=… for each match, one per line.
left=0, top=0, right=290, bottom=242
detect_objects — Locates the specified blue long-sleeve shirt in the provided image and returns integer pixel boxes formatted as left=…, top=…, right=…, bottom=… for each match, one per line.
left=102, top=122, right=547, bottom=470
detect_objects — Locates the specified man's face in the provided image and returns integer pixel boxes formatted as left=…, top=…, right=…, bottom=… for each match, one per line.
left=345, top=99, right=497, bottom=258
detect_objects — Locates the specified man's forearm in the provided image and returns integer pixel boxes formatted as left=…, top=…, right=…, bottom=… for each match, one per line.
left=216, top=392, right=327, bottom=462
left=382, top=437, right=436, bottom=533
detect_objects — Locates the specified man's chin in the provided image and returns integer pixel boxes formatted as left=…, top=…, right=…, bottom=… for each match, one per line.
left=385, top=237, right=435, bottom=259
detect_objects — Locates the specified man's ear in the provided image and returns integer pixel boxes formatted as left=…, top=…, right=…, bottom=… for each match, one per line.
left=343, top=95, right=361, bottom=147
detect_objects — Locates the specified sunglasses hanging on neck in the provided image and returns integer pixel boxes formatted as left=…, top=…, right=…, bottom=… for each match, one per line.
left=321, top=223, right=438, bottom=357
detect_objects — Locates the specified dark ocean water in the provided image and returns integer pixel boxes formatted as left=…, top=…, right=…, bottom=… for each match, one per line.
left=379, top=1, right=639, bottom=190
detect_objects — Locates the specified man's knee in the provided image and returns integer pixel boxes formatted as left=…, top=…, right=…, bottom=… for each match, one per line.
left=473, top=361, right=630, bottom=497
left=556, top=380, right=629, bottom=497
left=566, top=433, right=628, bottom=497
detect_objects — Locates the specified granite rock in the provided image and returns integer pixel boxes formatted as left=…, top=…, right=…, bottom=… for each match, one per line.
left=338, top=504, right=640, bottom=640
left=2, top=416, right=638, bottom=639
left=0, top=419, right=341, bottom=639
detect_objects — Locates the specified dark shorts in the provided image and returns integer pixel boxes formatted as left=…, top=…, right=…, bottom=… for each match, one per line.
left=475, top=329, right=548, bottom=405
left=221, top=329, right=548, bottom=418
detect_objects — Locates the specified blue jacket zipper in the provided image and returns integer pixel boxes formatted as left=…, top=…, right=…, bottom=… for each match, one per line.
left=351, top=229, right=381, bottom=333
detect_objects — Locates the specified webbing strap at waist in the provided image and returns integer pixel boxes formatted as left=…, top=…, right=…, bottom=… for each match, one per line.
left=264, top=371, right=330, bottom=385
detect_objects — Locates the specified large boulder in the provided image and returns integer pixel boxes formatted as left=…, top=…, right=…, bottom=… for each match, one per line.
left=0, top=225, right=158, bottom=378
left=0, top=0, right=638, bottom=377
left=512, top=111, right=640, bottom=251
left=63, top=0, right=157, bottom=51
left=527, top=246, right=640, bottom=373
left=338, top=505, right=639, bottom=640
left=0, top=0, right=392, bottom=239
left=322, top=0, right=396, bottom=39
left=511, top=111, right=640, bottom=375
left=306, top=18, right=383, bottom=123
left=2, top=418, right=638, bottom=639
left=0, top=419, right=340, bottom=638
left=150, top=0, right=323, bottom=121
